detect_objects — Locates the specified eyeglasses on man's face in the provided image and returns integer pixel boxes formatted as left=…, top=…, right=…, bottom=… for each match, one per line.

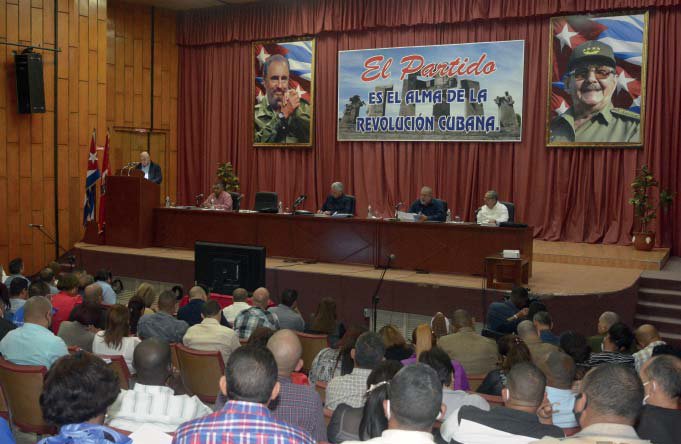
left=569, top=66, right=616, bottom=81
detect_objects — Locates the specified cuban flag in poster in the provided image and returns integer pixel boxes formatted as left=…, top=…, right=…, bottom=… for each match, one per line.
left=254, top=40, right=313, bottom=104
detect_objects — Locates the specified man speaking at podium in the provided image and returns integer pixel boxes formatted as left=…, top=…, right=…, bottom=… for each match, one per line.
left=136, top=151, right=163, bottom=185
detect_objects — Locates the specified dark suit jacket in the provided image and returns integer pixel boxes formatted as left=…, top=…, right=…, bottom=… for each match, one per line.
left=136, top=161, right=163, bottom=184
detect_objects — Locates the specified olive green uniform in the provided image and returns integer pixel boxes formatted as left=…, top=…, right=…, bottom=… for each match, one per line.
left=549, top=104, right=641, bottom=143
left=254, top=97, right=311, bottom=144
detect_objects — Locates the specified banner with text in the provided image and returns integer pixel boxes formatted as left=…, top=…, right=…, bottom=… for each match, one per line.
left=337, top=40, right=525, bottom=142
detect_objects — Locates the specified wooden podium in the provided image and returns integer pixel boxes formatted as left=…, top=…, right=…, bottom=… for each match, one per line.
left=105, top=170, right=160, bottom=248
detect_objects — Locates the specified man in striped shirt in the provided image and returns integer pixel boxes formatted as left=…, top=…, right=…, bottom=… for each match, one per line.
left=173, top=345, right=314, bottom=444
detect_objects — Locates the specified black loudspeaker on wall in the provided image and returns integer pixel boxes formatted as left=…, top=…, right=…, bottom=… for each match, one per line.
left=15, top=51, right=46, bottom=114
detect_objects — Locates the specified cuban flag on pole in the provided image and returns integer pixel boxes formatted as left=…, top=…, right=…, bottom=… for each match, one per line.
left=83, top=130, right=101, bottom=226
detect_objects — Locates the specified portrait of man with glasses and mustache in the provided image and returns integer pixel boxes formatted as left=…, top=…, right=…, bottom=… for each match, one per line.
left=549, top=40, right=641, bottom=144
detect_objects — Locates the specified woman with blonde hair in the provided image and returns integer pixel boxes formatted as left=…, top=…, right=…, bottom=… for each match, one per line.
left=134, top=283, right=156, bottom=315
left=378, top=324, right=413, bottom=361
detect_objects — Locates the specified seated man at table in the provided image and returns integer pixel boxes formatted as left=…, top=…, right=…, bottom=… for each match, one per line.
left=476, top=190, right=509, bottom=225
left=408, top=186, right=446, bottom=222
left=320, top=182, right=354, bottom=215
left=202, top=182, right=233, bottom=210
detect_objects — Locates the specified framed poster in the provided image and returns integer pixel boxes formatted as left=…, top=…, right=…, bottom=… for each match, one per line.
left=253, top=38, right=315, bottom=147
left=547, top=12, right=648, bottom=147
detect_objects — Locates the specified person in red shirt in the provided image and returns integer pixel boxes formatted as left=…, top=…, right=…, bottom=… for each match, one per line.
left=50, top=273, right=82, bottom=334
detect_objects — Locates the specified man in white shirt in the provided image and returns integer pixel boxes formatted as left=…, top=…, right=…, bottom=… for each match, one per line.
left=476, top=190, right=509, bottom=225
left=344, top=364, right=445, bottom=444
left=107, top=337, right=211, bottom=433
left=633, top=324, right=666, bottom=372
left=222, top=287, right=251, bottom=325
left=183, top=300, right=240, bottom=364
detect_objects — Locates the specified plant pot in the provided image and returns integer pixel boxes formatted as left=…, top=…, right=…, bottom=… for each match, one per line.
left=632, top=232, right=655, bottom=251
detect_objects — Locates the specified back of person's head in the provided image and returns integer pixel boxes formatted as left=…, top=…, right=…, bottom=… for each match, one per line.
left=29, top=281, right=50, bottom=298
left=652, top=343, right=681, bottom=359
left=413, top=324, right=435, bottom=358
left=224, top=346, right=278, bottom=404
left=71, top=304, right=100, bottom=327
left=643, top=355, right=681, bottom=401
left=40, top=352, right=120, bottom=426
left=505, top=362, right=547, bottom=407
left=9, top=278, right=29, bottom=297
left=127, top=296, right=146, bottom=335
left=252, top=287, right=270, bottom=308
left=267, top=329, right=302, bottom=375
left=533, top=311, right=552, bottom=328
left=607, top=322, right=634, bottom=352
left=559, top=331, right=591, bottom=363
left=247, top=327, right=274, bottom=348
left=57, top=273, right=79, bottom=292
left=201, top=300, right=221, bottom=318
left=598, top=311, right=620, bottom=334
left=379, top=325, right=407, bottom=349
left=336, top=325, right=367, bottom=375
left=635, top=324, right=661, bottom=348
left=39, top=267, right=55, bottom=284
left=79, top=274, right=95, bottom=290
left=510, top=286, right=529, bottom=308
left=451, top=309, right=473, bottom=331
left=189, top=285, right=207, bottom=301
left=310, top=297, right=337, bottom=334
left=0, top=283, right=9, bottom=311
left=280, top=289, right=298, bottom=308
left=157, top=290, right=177, bottom=313
left=94, top=269, right=111, bottom=283
left=8, top=257, right=23, bottom=275
left=540, top=351, right=575, bottom=389
left=499, top=335, right=531, bottom=372
left=24, top=296, right=52, bottom=325
left=418, top=346, right=454, bottom=388
left=232, top=287, right=248, bottom=302
left=517, top=320, right=537, bottom=339
left=579, top=363, right=643, bottom=426
left=133, top=338, right=172, bottom=385
left=388, top=364, right=443, bottom=431
left=84, top=283, right=103, bottom=305
left=135, top=283, right=157, bottom=308
left=527, top=301, right=547, bottom=323
left=359, top=360, right=404, bottom=440
left=47, top=261, right=61, bottom=276
left=104, top=304, right=130, bottom=349
left=431, top=312, right=449, bottom=338
left=354, top=332, right=385, bottom=370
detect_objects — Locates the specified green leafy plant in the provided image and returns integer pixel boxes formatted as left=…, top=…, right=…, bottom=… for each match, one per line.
left=628, top=165, right=674, bottom=233
left=216, top=162, right=240, bottom=192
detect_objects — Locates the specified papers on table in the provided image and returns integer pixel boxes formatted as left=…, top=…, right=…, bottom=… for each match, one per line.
left=397, top=211, right=419, bottom=222
left=129, top=424, right=173, bottom=444
left=330, top=213, right=353, bottom=218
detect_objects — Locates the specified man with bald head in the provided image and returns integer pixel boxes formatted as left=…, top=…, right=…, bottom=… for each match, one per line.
left=633, top=324, right=666, bottom=371
left=518, top=320, right=560, bottom=366
left=267, top=330, right=326, bottom=442
left=438, top=309, right=498, bottom=375
left=107, top=338, right=211, bottom=433
left=588, top=311, right=620, bottom=352
left=0, top=296, right=68, bottom=368
left=636, top=354, right=681, bottom=444
left=234, top=287, right=279, bottom=340
left=408, top=186, right=446, bottom=222
left=135, top=150, right=162, bottom=184
left=177, top=286, right=208, bottom=327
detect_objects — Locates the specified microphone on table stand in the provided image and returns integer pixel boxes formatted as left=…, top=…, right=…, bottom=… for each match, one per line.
left=195, top=194, right=204, bottom=207
left=292, top=194, right=307, bottom=211
left=371, top=253, right=396, bottom=332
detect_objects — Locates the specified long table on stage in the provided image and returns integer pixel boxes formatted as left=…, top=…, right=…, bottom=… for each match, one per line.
left=152, top=208, right=533, bottom=275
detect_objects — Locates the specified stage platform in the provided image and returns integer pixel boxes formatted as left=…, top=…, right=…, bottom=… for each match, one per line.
left=74, top=240, right=667, bottom=337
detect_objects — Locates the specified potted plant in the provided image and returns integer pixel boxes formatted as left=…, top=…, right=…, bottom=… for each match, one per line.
left=628, top=165, right=674, bottom=251
left=216, top=162, right=240, bottom=192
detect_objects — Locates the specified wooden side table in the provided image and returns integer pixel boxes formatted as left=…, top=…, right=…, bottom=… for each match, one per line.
left=485, top=254, right=529, bottom=290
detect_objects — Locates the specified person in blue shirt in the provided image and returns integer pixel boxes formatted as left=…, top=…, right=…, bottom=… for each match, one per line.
left=408, top=186, right=446, bottom=222
left=485, top=287, right=530, bottom=336
left=94, top=269, right=117, bottom=305
left=0, top=417, right=15, bottom=444
left=320, top=182, right=354, bottom=215
left=533, top=311, right=560, bottom=346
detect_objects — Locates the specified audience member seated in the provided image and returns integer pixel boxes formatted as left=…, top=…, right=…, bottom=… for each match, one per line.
left=534, top=311, right=560, bottom=346
left=326, top=331, right=386, bottom=410
left=635, top=354, right=681, bottom=444
left=234, top=287, right=279, bottom=340
left=538, top=351, right=578, bottom=428
left=107, top=338, right=211, bottom=433
left=403, top=323, right=470, bottom=391
left=177, top=286, right=208, bottom=327
left=69, top=283, right=107, bottom=330
left=477, top=334, right=532, bottom=396
left=138, top=290, right=189, bottom=343
left=308, top=326, right=364, bottom=386
left=7, top=278, right=29, bottom=320
left=0, top=417, right=14, bottom=444
left=518, top=320, right=560, bottom=365
left=183, top=300, right=240, bottom=364
left=588, top=311, right=620, bottom=353
left=50, top=273, right=82, bottom=334
left=267, top=329, right=327, bottom=442
left=11, top=281, right=53, bottom=327
left=4, top=257, right=30, bottom=288
left=535, top=364, right=647, bottom=443
left=343, top=363, right=446, bottom=444
left=439, top=309, right=498, bottom=376
left=95, top=269, right=117, bottom=305
left=431, top=312, right=451, bottom=339
left=328, top=360, right=403, bottom=443
left=37, top=352, right=130, bottom=444
left=419, top=346, right=489, bottom=419
left=127, top=296, right=146, bottom=335
left=0, top=304, right=16, bottom=341
left=174, top=346, right=315, bottom=444
left=442, top=362, right=563, bottom=443
left=379, top=324, right=414, bottom=361
left=77, top=273, right=96, bottom=298
left=0, top=296, right=67, bottom=368
left=559, top=331, right=592, bottom=380
left=247, top=326, right=275, bottom=347
left=586, top=322, right=635, bottom=369
left=0, top=283, right=9, bottom=317
left=633, top=324, right=667, bottom=372
left=221, top=287, right=250, bottom=325
left=40, top=267, right=59, bottom=295
left=269, top=289, right=305, bottom=332
left=485, top=287, right=530, bottom=337
left=58, top=300, right=99, bottom=352
left=92, top=304, right=142, bottom=373
left=135, top=282, right=157, bottom=316
left=309, top=297, right=345, bottom=348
